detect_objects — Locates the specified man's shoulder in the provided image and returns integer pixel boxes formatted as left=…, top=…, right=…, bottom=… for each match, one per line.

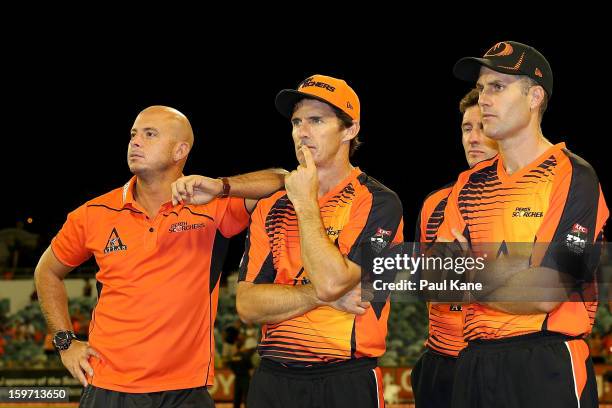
left=422, top=182, right=455, bottom=208
left=82, top=182, right=131, bottom=211
left=60, top=182, right=130, bottom=226
left=253, top=190, right=290, bottom=213
left=352, top=172, right=403, bottom=213
left=353, top=171, right=397, bottom=196
left=454, top=156, right=499, bottom=187
left=556, top=146, right=600, bottom=184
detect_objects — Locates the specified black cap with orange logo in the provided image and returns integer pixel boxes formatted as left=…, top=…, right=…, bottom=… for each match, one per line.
left=275, top=74, right=360, bottom=121
left=453, top=41, right=553, bottom=97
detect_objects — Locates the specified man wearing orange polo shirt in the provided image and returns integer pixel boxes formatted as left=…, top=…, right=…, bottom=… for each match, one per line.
left=34, top=106, right=286, bottom=407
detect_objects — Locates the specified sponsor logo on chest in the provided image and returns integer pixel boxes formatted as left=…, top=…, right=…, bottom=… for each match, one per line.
left=169, top=221, right=206, bottom=233
left=512, top=207, right=544, bottom=218
left=104, top=227, right=127, bottom=253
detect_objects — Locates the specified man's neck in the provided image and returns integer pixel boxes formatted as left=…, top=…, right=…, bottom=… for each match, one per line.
left=316, top=160, right=354, bottom=198
left=133, top=170, right=182, bottom=218
left=498, top=126, right=552, bottom=175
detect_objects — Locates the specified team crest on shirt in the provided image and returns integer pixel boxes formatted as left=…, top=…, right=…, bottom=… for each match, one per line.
left=104, top=227, right=127, bottom=253
left=512, top=207, right=543, bottom=218
left=169, top=221, right=205, bottom=233
left=566, top=223, right=588, bottom=254
left=371, top=227, right=392, bottom=253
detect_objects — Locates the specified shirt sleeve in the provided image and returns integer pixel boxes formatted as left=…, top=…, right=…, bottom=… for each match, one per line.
left=436, top=179, right=469, bottom=242
left=215, top=197, right=250, bottom=238
left=238, top=200, right=276, bottom=283
left=418, top=184, right=454, bottom=245
left=338, top=188, right=404, bottom=267
left=51, top=204, right=92, bottom=267
left=533, top=154, right=609, bottom=280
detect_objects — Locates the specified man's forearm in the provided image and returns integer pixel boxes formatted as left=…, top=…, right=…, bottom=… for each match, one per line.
left=227, top=169, right=287, bottom=199
left=295, top=202, right=357, bottom=302
left=34, top=270, right=72, bottom=333
left=236, top=283, right=322, bottom=324
left=480, top=301, right=562, bottom=314
left=476, top=266, right=571, bottom=301
left=476, top=266, right=569, bottom=314
left=34, top=248, right=75, bottom=334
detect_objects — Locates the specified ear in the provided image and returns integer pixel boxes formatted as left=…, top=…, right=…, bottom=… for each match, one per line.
left=529, top=86, right=545, bottom=111
left=173, top=141, right=191, bottom=162
left=342, top=121, right=360, bottom=142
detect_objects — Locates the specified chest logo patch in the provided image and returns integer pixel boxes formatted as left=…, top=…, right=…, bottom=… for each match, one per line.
left=104, top=227, right=127, bottom=253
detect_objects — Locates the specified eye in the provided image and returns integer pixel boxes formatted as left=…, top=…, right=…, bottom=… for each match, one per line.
left=494, top=83, right=504, bottom=91
left=146, top=131, right=156, bottom=137
left=291, top=119, right=301, bottom=127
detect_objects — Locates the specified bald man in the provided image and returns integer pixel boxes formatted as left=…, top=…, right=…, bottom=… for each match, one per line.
left=35, top=106, right=286, bottom=407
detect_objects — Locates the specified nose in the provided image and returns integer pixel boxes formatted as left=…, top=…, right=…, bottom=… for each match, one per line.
left=468, top=129, right=481, bottom=146
left=293, top=123, right=311, bottom=145
left=130, top=132, right=143, bottom=148
left=478, top=90, right=491, bottom=109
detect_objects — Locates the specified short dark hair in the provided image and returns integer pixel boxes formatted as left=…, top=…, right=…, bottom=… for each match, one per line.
left=459, top=88, right=480, bottom=114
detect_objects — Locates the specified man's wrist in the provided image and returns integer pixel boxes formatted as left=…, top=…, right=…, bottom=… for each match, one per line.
left=53, top=330, right=77, bottom=352
left=217, top=177, right=230, bottom=198
left=300, top=284, right=326, bottom=307
left=293, top=198, right=319, bottom=215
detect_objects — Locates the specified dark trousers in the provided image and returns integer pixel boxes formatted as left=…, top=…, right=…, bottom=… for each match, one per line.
left=451, top=332, right=598, bottom=408
left=411, top=348, right=457, bottom=408
left=79, top=384, right=215, bottom=408
left=247, top=358, right=384, bottom=408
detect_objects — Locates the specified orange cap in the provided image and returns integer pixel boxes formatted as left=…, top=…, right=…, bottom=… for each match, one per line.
left=275, top=74, right=360, bottom=120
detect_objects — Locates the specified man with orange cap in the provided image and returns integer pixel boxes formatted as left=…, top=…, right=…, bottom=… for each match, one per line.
left=236, top=75, right=404, bottom=408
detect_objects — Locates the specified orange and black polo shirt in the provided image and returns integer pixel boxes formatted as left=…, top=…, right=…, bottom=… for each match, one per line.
left=51, top=176, right=249, bottom=392
left=437, top=143, right=608, bottom=341
left=238, top=167, right=404, bottom=365
left=415, top=184, right=467, bottom=357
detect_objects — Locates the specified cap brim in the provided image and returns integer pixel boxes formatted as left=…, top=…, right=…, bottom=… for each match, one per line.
left=454, top=56, right=529, bottom=84
left=275, top=89, right=338, bottom=119
left=452, top=57, right=492, bottom=83
left=275, top=90, right=306, bottom=119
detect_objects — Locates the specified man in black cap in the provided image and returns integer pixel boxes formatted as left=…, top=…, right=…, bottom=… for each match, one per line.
left=434, top=41, right=609, bottom=408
